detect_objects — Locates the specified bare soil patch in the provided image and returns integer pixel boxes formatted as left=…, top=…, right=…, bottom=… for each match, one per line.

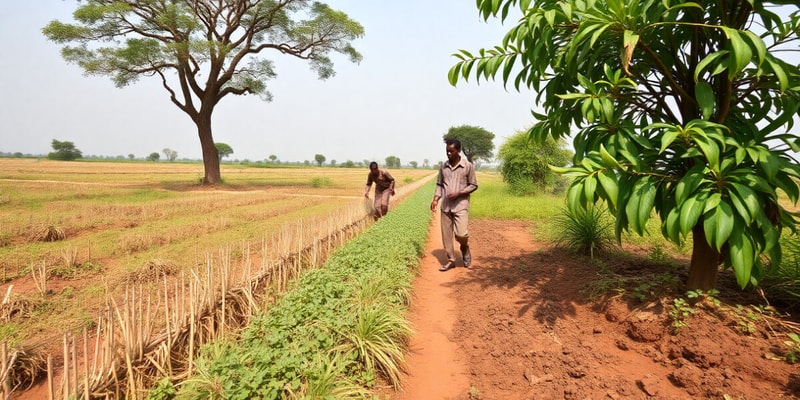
left=387, top=217, right=800, bottom=400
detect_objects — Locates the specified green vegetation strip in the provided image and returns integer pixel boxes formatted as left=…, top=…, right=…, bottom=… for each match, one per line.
left=174, top=181, right=434, bottom=399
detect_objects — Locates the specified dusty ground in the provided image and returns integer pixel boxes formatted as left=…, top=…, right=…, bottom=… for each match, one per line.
left=385, top=216, right=800, bottom=400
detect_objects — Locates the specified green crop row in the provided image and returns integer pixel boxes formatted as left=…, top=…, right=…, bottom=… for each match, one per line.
left=168, top=181, right=435, bottom=400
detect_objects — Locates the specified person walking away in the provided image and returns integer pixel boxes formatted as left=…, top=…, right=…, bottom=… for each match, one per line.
left=430, top=139, right=478, bottom=271
left=365, top=161, right=396, bottom=219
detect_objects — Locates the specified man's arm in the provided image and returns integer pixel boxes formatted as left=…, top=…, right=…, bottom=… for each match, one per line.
left=365, top=175, right=373, bottom=198
left=431, top=168, right=444, bottom=211
left=384, top=170, right=396, bottom=193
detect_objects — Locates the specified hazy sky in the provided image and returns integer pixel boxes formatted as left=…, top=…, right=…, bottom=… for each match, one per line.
left=0, top=1, right=538, bottom=165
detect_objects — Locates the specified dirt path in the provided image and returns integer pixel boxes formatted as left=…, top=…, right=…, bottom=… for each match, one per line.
left=385, top=218, right=800, bottom=400
left=388, top=211, right=471, bottom=399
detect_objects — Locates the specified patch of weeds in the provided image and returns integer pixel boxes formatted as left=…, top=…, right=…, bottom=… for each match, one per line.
left=687, top=289, right=721, bottom=308
left=783, top=333, right=800, bottom=363
left=50, top=261, right=103, bottom=280
left=732, top=305, right=758, bottom=334
left=403, top=177, right=414, bottom=184
left=148, top=377, right=178, bottom=400
left=647, top=244, right=670, bottom=263
left=0, top=321, right=22, bottom=347
left=669, top=297, right=695, bottom=333
left=516, top=263, right=529, bottom=272
left=310, top=177, right=333, bottom=188
left=632, top=282, right=656, bottom=303
left=468, top=386, right=482, bottom=399
left=581, top=264, right=625, bottom=301
left=630, top=273, right=679, bottom=303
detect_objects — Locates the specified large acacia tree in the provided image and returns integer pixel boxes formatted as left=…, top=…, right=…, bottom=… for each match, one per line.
left=43, top=0, right=364, bottom=184
left=450, top=0, right=800, bottom=290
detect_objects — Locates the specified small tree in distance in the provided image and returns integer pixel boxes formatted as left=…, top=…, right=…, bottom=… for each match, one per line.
left=315, top=154, right=326, bottom=167
left=47, top=139, right=82, bottom=161
left=385, top=156, right=401, bottom=168
left=215, top=143, right=234, bottom=163
left=163, top=148, right=178, bottom=162
left=443, top=125, right=495, bottom=163
left=147, top=152, right=160, bottom=162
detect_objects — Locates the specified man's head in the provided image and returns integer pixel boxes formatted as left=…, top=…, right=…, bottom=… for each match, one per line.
left=445, top=138, right=461, bottom=164
left=369, top=161, right=379, bottom=177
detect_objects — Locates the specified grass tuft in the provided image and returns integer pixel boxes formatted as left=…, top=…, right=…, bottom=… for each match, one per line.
left=552, top=205, right=616, bottom=259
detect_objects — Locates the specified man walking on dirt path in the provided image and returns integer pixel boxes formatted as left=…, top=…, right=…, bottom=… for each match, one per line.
left=365, top=161, right=395, bottom=219
left=430, top=138, right=478, bottom=271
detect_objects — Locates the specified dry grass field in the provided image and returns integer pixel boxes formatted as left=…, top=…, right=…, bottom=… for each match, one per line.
left=0, top=158, right=434, bottom=397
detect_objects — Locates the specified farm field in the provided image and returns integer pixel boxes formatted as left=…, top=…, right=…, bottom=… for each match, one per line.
left=0, top=159, right=435, bottom=384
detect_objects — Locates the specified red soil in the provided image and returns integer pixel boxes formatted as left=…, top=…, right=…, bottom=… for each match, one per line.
left=383, top=215, right=800, bottom=400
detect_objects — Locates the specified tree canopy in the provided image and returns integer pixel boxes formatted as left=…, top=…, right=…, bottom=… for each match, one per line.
left=48, top=139, right=82, bottom=161
left=451, top=0, right=800, bottom=290
left=314, top=153, right=326, bottom=166
left=163, top=148, right=178, bottom=162
left=215, top=143, right=233, bottom=162
left=443, top=125, right=495, bottom=163
left=43, top=0, right=364, bottom=184
left=385, top=156, right=401, bottom=168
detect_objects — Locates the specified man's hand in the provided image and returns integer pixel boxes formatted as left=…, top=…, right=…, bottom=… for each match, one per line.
left=430, top=199, right=438, bottom=211
left=391, top=189, right=396, bottom=196
left=447, top=192, right=461, bottom=201
left=364, top=193, right=369, bottom=199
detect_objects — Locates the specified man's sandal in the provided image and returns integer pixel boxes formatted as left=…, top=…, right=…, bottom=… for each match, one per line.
left=439, top=261, right=455, bottom=272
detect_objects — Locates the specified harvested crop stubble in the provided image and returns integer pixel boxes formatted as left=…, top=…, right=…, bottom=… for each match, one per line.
left=28, top=225, right=66, bottom=242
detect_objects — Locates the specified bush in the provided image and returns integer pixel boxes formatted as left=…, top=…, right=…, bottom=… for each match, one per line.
left=497, top=130, right=571, bottom=195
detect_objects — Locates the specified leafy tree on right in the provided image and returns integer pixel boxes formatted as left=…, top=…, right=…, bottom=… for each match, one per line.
left=450, top=0, right=800, bottom=291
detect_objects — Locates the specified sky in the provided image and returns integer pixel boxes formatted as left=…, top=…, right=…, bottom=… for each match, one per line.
left=0, top=1, right=538, bottom=165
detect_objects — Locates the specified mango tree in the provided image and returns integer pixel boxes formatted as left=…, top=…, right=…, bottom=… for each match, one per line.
left=450, top=0, right=800, bottom=290
left=44, top=0, right=363, bottom=184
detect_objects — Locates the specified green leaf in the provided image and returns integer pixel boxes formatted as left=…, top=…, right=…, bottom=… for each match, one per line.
left=704, top=192, right=721, bottom=213
left=758, top=149, right=779, bottom=180
left=704, top=200, right=734, bottom=251
left=692, top=134, right=720, bottom=171
left=674, top=164, right=705, bottom=207
left=728, top=183, right=760, bottom=223
left=659, top=129, right=680, bottom=154
left=721, top=27, right=752, bottom=79
left=694, top=81, right=715, bottom=120
left=679, top=194, right=705, bottom=235
left=596, top=170, right=619, bottom=210
left=694, top=50, right=729, bottom=80
left=599, top=144, right=623, bottom=169
left=728, top=226, right=754, bottom=289
left=765, top=57, right=789, bottom=92
left=663, top=208, right=682, bottom=243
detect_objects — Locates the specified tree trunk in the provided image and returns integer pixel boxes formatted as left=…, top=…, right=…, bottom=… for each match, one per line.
left=686, top=223, right=721, bottom=291
left=196, top=113, right=221, bottom=184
